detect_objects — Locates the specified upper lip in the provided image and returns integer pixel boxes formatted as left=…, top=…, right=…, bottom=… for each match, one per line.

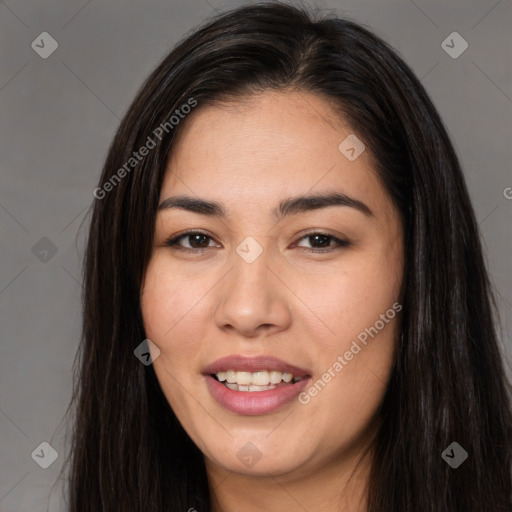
left=203, top=355, right=311, bottom=377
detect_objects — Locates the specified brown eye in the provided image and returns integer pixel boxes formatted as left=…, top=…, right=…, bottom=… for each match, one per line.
left=165, top=231, right=217, bottom=251
left=164, top=230, right=349, bottom=254
left=295, top=232, right=350, bottom=252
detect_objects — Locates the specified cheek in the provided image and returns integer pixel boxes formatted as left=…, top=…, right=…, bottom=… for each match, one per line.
left=303, top=313, right=398, bottom=449
left=294, top=247, right=401, bottom=429
left=140, top=258, right=207, bottom=414
left=294, top=253, right=401, bottom=353
left=140, top=257, right=206, bottom=342
left=140, top=258, right=213, bottom=387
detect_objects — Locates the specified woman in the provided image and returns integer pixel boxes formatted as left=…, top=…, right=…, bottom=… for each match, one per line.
left=63, top=2, right=512, bottom=511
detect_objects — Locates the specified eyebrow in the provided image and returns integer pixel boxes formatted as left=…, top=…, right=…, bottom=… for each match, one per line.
left=157, top=191, right=374, bottom=220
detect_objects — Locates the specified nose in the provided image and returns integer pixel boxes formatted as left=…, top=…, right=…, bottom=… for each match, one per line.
left=213, top=244, right=292, bottom=338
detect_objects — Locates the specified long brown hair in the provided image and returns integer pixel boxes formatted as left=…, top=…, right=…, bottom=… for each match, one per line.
left=61, top=2, right=512, bottom=510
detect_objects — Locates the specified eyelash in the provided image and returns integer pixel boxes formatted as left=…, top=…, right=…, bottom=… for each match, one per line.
left=164, top=230, right=350, bottom=254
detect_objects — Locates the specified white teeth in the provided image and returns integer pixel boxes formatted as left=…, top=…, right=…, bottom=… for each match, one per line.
left=249, top=384, right=275, bottom=391
left=270, top=371, right=283, bottom=384
left=225, top=382, right=277, bottom=392
left=214, top=369, right=304, bottom=388
left=236, top=371, right=252, bottom=385
left=252, top=370, right=270, bottom=386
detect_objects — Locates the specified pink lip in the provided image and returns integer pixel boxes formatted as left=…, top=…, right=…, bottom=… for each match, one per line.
left=203, top=355, right=311, bottom=415
left=203, top=355, right=310, bottom=377
left=204, top=374, right=311, bottom=415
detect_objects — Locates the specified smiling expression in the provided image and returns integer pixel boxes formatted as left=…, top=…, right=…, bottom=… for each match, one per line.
left=140, top=89, right=404, bottom=478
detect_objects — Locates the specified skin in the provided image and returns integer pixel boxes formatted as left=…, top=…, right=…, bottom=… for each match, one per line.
left=140, top=90, right=404, bottom=512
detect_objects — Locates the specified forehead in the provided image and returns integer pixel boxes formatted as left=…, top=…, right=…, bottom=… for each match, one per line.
left=160, top=90, right=392, bottom=221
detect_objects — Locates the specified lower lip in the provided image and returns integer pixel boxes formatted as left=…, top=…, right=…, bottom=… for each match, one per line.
left=204, top=374, right=310, bottom=415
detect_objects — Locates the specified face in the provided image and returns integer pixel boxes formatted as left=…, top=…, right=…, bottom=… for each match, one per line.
left=140, top=90, right=404, bottom=480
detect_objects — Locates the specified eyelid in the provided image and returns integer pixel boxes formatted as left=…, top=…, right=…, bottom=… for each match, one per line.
left=164, top=229, right=350, bottom=253
left=165, top=229, right=219, bottom=250
left=292, top=230, right=350, bottom=252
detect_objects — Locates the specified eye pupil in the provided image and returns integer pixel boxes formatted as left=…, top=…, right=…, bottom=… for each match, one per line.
left=189, top=234, right=210, bottom=248
left=310, top=234, right=330, bottom=248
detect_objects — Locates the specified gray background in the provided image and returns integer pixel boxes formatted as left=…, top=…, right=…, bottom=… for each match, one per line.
left=1, top=0, right=511, bottom=510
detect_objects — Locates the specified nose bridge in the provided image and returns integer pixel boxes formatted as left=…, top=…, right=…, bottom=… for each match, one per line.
left=235, top=234, right=267, bottom=270
left=229, top=235, right=274, bottom=299
left=213, top=236, right=290, bottom=334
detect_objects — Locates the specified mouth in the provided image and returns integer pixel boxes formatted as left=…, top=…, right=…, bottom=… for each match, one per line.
left=203, top=355, right=311, bottom=415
